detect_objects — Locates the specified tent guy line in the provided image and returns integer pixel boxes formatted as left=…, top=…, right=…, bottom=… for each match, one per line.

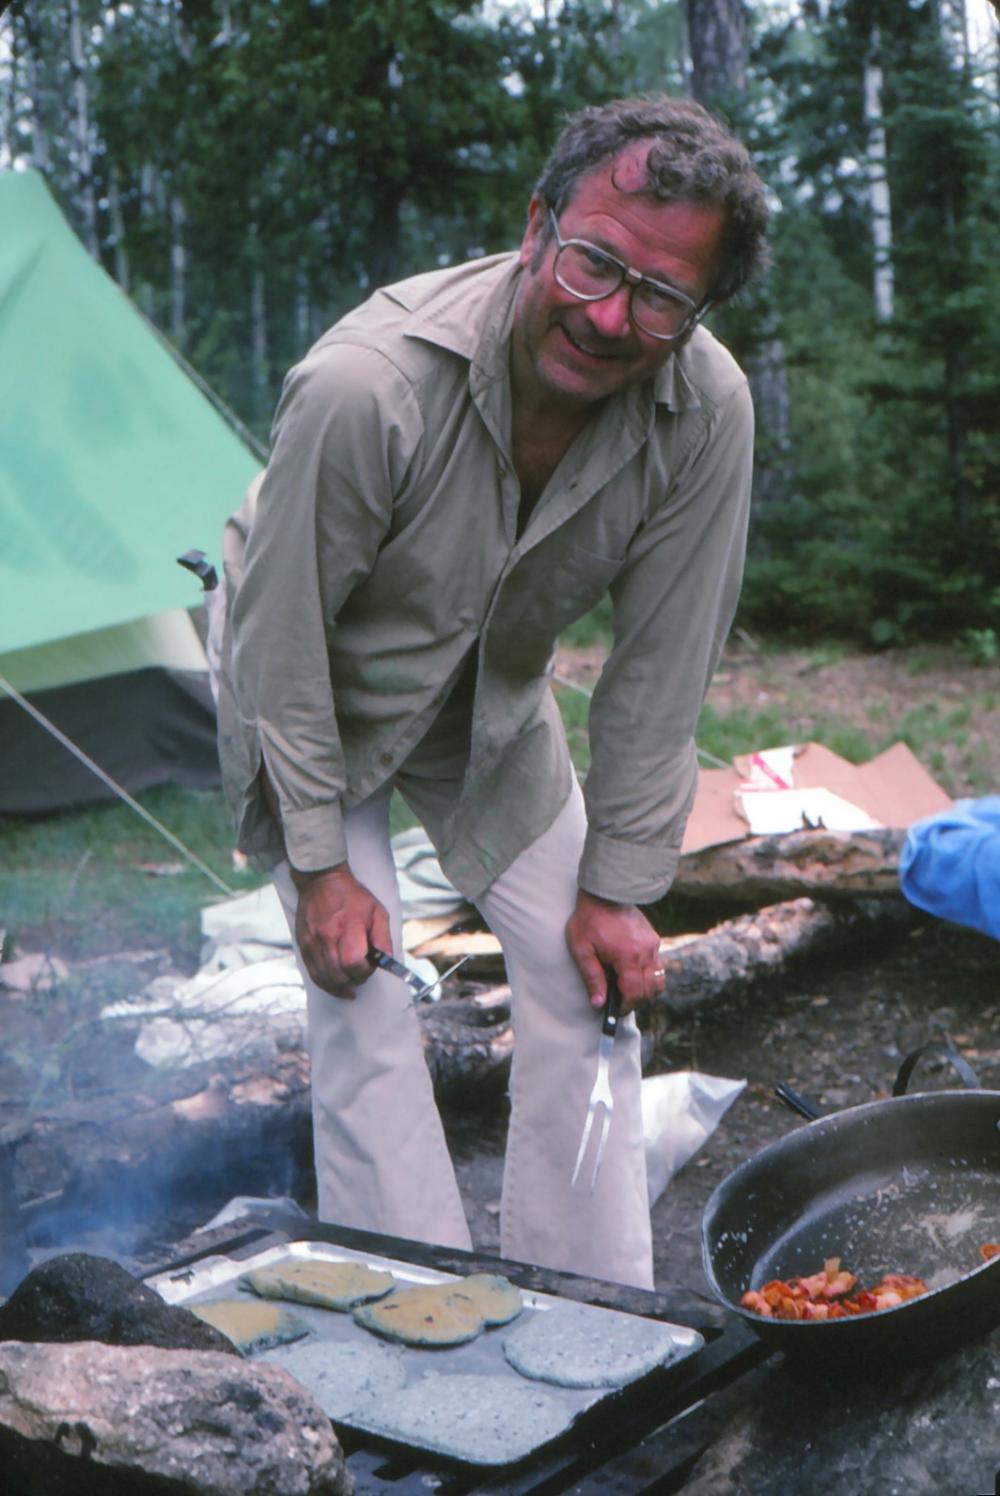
left=0, top=672, right=235, bottom=899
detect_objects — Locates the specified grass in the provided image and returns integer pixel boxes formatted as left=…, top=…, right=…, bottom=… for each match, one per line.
left=886, top=703, right=973, bottom=763
left=694, top=702, right=800, bottom=764
left=0, top=786, right=265, bottom=966
left=558, top=597, right=612, bottom=651
left=551, top=679, right=592, bottom=774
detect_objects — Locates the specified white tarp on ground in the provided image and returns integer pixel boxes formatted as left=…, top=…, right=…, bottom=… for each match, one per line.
left=100, top=834, right=473, bottom=1067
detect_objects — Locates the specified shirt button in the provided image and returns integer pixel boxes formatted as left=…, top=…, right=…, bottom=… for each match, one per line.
left=380, top=752, right=394, bottom=766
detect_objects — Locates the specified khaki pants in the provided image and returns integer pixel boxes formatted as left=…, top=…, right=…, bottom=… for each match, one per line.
left=272, top=769, right=653, bottom=1291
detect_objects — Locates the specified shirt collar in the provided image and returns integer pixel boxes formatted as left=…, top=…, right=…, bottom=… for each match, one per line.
left=402, top=251, right=703, bottom=416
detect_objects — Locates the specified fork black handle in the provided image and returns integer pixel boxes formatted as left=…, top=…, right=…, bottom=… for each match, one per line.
left=602, top=972, right=623, bottom=1038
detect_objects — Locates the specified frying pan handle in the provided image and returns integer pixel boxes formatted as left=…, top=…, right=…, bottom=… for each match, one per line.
left=892, top=1043, right=982, bottom=1096
left=773, top=1082, right=823, bottom=1121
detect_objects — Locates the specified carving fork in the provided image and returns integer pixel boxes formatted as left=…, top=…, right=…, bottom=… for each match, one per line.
left=570, top=975, right=622, bottom=1193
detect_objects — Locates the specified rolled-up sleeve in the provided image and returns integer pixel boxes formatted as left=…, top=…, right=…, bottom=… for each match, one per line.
left=578, top=376, right=754, bottom=903
left=227, top=343, right=423, bottom=871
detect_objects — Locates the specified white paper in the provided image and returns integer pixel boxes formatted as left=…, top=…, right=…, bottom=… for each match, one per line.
left=736, top=786, right=883, bottom=836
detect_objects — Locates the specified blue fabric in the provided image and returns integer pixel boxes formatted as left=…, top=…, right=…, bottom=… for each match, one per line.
left=898, top=797, right=1000, bottom=941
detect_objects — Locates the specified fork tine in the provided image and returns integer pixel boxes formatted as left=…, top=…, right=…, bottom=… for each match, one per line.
left=570, top=976, right=622, bottom=1191
left=570, top=1107, right=597, bottom=1190
left=589, top=1103, right=614, bottom=1192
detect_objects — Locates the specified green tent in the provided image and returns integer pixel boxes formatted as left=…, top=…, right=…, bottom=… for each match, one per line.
left=0, top=169, right=262, bottom=812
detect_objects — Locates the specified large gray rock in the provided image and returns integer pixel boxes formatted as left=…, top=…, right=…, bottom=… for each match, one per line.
left=683, top=1331, right=1000, bottom=1496
left=0, top=1251, right=238, bottom=1355
left=0, top=1340, right=353, bottom=1496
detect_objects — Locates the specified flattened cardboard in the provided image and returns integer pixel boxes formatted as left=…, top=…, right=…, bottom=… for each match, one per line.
left=681, top=741, right=952, bottom=855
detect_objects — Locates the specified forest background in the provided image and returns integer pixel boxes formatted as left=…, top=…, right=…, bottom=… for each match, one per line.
left=1, top=0, right=999, bottom=649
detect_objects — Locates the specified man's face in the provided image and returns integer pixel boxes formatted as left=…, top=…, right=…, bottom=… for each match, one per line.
left=511, top=160, right=727, bottom=414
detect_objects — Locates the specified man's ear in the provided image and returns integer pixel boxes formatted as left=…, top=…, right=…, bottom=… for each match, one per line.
left=518, top=195, right=546, bottom=269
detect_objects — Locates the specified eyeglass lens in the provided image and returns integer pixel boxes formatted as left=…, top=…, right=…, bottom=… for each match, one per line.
left=554, top=242, right=694, bottom=339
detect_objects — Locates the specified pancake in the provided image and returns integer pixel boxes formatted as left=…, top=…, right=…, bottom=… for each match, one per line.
left=189, top=1297, right=310, bottom=1354
left=358, top=1370, right=573, bottom=1465
left=262, top=1335, right=406, bottom=1421
left=502, top=1301, right=681, bottom=1388
left=239, top=1259, right=395, bottom=1311
left=352, top=1273, right=523, bottom=1348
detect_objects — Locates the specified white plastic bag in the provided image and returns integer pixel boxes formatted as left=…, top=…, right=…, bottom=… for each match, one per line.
left=642, top=1071, right=746, bottom=1206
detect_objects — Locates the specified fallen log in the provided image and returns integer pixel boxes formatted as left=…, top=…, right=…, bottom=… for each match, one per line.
left=654, top=895, right=913, bottom=1015
left=670, top=827, right=907, bottom=903
left=419, top=984, right=514, bottom=1097
left=420, top=897, right=917, bottom=1073
left=409, top=928, right=507, bottom=980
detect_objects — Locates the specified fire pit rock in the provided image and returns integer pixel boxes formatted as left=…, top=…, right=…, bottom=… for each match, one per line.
left=0, top=1339, right=353, bottom=1496
left=0, top=1251, right=239, bottom=1354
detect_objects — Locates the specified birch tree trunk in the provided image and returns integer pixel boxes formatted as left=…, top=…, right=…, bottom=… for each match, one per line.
left=133, top=161, right=162, bottom=319
left=295, top=261, right=311, bottom=351
left=684, top=0, right=793, bottom=513
left=169, top=194, right=187, bottom=344
left=685, top=0, right=747, bottom=101
left=864, top=26, right=894, bottom=324
left=108, top=163, right=130, bottom=292
left=935, top=0, right=971, bottom=69
left=22, top=0, right=52, bottom=175
left=0, top=21, right=15, bottom=169
left=367, top=180, right=403, bottom=294
left=68, top=0, right=99, bottom=257
left=250, top=252, right=270, bottom=428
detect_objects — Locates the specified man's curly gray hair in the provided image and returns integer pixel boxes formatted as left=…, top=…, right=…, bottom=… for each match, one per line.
left=534, top=95, right=770, bottom=303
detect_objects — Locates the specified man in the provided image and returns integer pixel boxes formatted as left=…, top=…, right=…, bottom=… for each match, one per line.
left=218, top=95, right=768, bottom=1291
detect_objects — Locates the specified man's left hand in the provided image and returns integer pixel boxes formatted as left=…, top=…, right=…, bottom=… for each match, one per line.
left=565, top=890, right=665, bottom=1012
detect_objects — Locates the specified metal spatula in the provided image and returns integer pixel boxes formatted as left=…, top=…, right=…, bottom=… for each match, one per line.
left=570, top=975, right=622, bottom=1193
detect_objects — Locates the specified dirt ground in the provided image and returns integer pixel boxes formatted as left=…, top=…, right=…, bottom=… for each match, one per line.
left=561, top=636, right=1000, bottom=801
left=2, top=642, right=999, bottom=1304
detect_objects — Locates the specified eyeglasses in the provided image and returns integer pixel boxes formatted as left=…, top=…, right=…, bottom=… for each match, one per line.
left=547, top=209, right=708, bottom=342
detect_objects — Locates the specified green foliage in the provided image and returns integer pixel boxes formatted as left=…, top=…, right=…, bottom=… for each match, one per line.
left=551, top=679, right=593, bottom=775
left=49, top=0, right=635, bottom=441
left=886, top=701, right=973, bottom=768
left=0, top=788, right=264, bottom=964
left=959, top=628, right=1000, bottom=668
left=733, top=0, right=1000, bottom=645
left=2, top=0, right=998, bottom=639
left=694, top=701, right=796, bottom=762
left=558, top=596, right=613, bottom=650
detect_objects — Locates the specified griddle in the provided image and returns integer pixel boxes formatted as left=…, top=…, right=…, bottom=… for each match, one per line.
left=144, top=1211, right=770, bottom=1494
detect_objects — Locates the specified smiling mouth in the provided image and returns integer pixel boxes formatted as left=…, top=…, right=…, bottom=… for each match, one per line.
left=560, top=325, right=622, bottom=361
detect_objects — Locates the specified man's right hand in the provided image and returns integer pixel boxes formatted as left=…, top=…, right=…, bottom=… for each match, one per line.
left=291, top=863, right=392, bottom=999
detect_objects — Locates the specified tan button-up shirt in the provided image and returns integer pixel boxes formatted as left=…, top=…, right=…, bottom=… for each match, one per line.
left=217, top=252, right=753, bottom=903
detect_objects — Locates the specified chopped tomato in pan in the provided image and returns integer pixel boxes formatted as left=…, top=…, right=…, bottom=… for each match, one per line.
left=741, top=1258, right=928, bottom=1321
left=981, top=1243, right=1000, bottom=1262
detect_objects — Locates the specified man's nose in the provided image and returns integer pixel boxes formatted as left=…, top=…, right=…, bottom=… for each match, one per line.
left=582, top=286, right=633, bottom=340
